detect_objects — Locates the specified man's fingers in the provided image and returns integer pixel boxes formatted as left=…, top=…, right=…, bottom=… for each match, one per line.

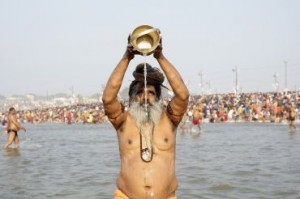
left=127, top=34, right=132, bottom=43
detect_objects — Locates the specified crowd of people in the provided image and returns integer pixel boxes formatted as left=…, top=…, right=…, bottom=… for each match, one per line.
left=0, top=103, right=106, bottom=125
left=181, top=91, right=299, bottom=132
left=0, top=91, right=299, bottom=127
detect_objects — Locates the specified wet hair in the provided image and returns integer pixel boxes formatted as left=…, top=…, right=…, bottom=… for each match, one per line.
left=129, top=63, right=164, bottom=100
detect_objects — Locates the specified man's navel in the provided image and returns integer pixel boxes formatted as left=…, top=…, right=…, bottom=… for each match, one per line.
left=128, top=139, right=132, bottom=144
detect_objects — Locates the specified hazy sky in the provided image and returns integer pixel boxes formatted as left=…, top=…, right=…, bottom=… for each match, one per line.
left=0, top=0, right=299, bottom=97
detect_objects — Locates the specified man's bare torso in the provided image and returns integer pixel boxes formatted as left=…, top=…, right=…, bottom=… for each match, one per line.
left=8, top=114, right=20, bottom=131
left=116, top=112, right=178, bottom=199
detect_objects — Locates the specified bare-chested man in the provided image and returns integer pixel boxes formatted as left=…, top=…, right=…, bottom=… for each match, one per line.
left=287, top=104, right=297, bottom=130
left=192, top=104, right=203, bottom=131
left=102, top=38, right=189, bottom=199
left=3, top=107, right=26, bottom=149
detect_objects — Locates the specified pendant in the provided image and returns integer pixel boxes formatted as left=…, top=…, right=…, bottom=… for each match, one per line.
left=141, top=148, right=151, bottom=162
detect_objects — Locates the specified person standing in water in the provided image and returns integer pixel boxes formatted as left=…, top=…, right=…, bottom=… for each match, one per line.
left=3, top=107, right=26, bottom=149
left=102, top=37, right=189, bottom=199
left=192, top=104, right=203, bottom=131
left=287, top=104, right=297, bottom=130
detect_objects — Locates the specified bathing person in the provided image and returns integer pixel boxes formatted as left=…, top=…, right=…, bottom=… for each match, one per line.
left=287, top=104, right=297, bottom=130
left=102, top=37, right=189, bottom=199
left=192, top=104, right=202, bottom=131
left=3, top=107, right=26, bottom=149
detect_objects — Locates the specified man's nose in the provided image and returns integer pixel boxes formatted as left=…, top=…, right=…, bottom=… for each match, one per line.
left=141, top=93, right=148, bottom=100
left=139, top=90, right=146, bottom=97
left=141, top=92, right=151, bottom=101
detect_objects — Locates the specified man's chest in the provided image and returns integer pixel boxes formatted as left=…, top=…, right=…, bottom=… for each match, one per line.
left=118, top=122, right=175, bottom=151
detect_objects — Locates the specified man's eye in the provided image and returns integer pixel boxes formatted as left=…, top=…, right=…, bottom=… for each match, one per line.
left=149, top=91, right=156, bottom=95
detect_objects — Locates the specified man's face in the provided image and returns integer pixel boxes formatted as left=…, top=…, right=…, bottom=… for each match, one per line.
left=129, top=85, right=162, bottom=127
left=134, top=85, right=157, bottom=107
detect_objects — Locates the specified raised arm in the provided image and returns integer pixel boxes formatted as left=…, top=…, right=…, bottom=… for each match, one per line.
left=153, top=42, right=190, bottom=126
left=102, top=43, right=135, bottom=128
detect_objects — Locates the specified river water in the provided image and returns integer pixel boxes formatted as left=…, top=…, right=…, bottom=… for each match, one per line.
left=0, top=122, right=299, bottom=199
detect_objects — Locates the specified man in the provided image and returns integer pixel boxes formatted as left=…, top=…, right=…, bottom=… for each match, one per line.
left=3, top=107, right=26, bottom=149
left=102, top=38, right=189, bottom=199
left=192, top=104, right=202, bottom=131
left=286, top=104, right=297, bottom=130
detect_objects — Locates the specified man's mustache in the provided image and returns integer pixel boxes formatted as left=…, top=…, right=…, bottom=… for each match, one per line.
left=139, top=100, right=153, bottom=106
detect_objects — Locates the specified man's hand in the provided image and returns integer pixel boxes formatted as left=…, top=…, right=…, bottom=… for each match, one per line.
left=124, top=44, right=135, bottom=60
left=123, top=35, right=142, bottom=60
left=153, top=37, right=163, bottom=59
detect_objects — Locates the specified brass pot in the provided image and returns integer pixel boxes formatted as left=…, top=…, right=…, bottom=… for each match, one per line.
left=130, top=25, right=161, bottom=55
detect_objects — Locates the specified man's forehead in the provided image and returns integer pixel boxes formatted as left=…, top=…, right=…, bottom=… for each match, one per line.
left=136, top=85, right=155, bottom=91
left=145, top=85, right=156, bottom=91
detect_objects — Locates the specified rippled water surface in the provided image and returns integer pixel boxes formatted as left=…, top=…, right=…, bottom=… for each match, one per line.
left=0, top=123, right=299, bottom=199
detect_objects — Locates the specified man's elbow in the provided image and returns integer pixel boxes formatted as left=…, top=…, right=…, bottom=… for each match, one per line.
left=183, top=93, right=190, bottom=102
left=102, top=95, right=111, bottom=106
left=101, top=92, right=111, bottom=105
left=180, top=89, right=190, bottom=100
left=102, top=89, right=113, bottom=104
left=178, top=89, right=190, bottom=102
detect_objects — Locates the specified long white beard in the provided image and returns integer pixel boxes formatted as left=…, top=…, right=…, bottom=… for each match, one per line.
left=128, top=101, right=162, bottom=129
left=128, top=101, right=162, bottom=161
